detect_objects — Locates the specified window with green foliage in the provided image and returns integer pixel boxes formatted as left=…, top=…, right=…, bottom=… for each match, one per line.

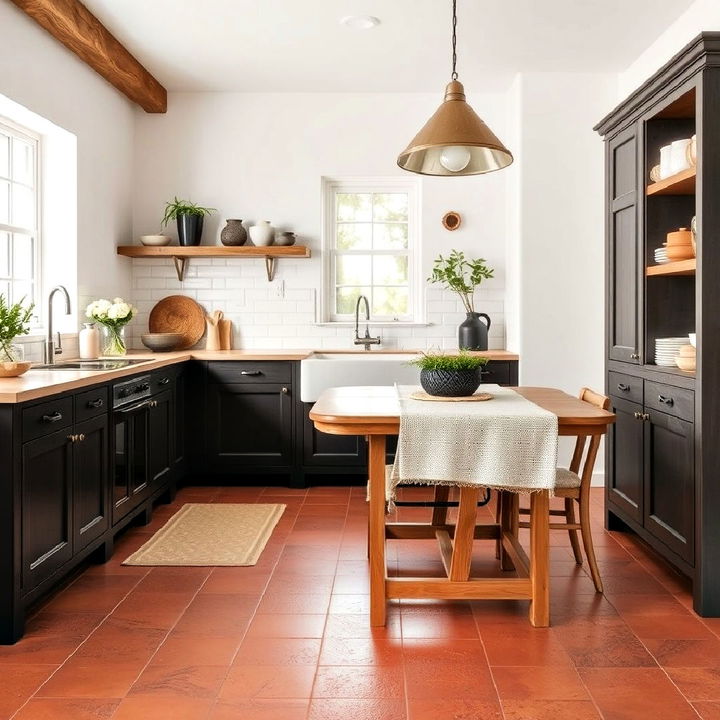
left=323, top=179, right=419, bottom=322
left=0, top=120, right=40, bottom=315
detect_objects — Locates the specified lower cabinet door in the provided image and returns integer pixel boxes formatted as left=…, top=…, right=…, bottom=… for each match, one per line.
left=148, top=389, right=173, bottom=490
left=21, top=429, right=73, bottom=592
left=607, top=395, right=644, bottom=523
left=644, top=409, right=694, bottom=563
left=302, top=402, right=367, bottom=467
left=207, top=383, right=293, bottom=469
left=73, top=414, right=110, bottom=551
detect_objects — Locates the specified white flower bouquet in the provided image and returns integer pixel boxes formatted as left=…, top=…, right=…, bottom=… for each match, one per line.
left=86, top=297, right=137, bottom=356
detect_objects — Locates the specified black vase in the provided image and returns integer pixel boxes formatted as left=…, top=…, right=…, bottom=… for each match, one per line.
left=458, top=312, right=491, bottom=351
left=177, top=214, right=204, bottom=246
left=420, top=368, right=482, bottom=397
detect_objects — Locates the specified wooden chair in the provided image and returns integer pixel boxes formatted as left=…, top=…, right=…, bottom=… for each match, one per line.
left=505, top=387, right=610, bottom=593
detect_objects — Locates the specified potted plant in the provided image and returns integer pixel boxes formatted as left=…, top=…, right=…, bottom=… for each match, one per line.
left=409, top=350, right=488, bottom=397
left=161, top=197, right=216, bottom=247
left=428, top=249, right=494, bottom=350
left=0, top=295, right=34, bottom=376
left=86, top=297, right=137, bottom=357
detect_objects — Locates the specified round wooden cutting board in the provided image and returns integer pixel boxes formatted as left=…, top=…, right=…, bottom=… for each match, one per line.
left=409, top=391, right=493, bottom=402
left=148, top=295, right=205, bottom=349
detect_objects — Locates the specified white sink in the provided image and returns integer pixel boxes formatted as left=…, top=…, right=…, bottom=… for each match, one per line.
left=300, top=352, right=421, bottom=402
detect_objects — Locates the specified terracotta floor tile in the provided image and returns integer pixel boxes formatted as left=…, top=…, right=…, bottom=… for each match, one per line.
left=328, top=593, right=370, bottom=614
left=70, top=622, right=166, bottom=666
left=323, top=612, right=402, bottom=639
left=127, top=665, right=228, bottom=699
left=644, top=637, right=720, bottom=667
left=0, top=636, right=83, bottom=666
left=112, top=696, right=213, bottom=720
left=110, top=591, right=192, bottom=630
left=554, top=622, right=656, bottom=667
left=491, top=665, right=590, bottom=701
left=666, top=667, right=720, bottom=702
left=501, top=699, right=602, bottom=719
left=245, top=613, right=327, bottom=639
left=13, top=698, right=120, bottom=720
left=24, top=612, right=105, bottom=639
left=319, top=638, right=403, bottom=665
left=0, top=664, right=58, bottom=718
left=256, top=593, right=330, bottom=614
left=580, top=667, right=700, bottom=720
left=219, top=665, right=316, bottom=700
left=481, top=626, right=573, bottom=666
left=210, top=698, right=309, bottom=720
left=694, top=701, right=720, bottom=719
left=404, top=662, right=496, bottom=701
left=312, top=666, right=404, bottom=699
left=622, top=612, right=714, bottom=640
left=402, top=638, right=486, bottom=665
left=309, top=698, right=407, bottom=720
left=150, top=634, right=240, bottom=667
left=35, top=664, right=139, bottom=699
left=407, top=698, right=503, bottom=720
left=233, top=637, right=321, bottom=666
left=401, top=609, right=480, bottom=639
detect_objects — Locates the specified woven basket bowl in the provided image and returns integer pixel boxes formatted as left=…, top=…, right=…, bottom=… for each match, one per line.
left=420, top=369, right=482, bottom=397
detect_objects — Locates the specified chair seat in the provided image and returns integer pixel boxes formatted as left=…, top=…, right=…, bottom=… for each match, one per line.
left=555, top=468, right=581, bottom=489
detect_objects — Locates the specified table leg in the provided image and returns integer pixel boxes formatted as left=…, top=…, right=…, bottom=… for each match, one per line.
left=368, top=434, right=387, bottom=626
left=499, top=490, right=515, bottom=571
left=529, top=489, right=550, bottom=627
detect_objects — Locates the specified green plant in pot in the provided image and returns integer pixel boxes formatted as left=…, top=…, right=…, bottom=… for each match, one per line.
left=161, top=197, right=216, bottom=247
left=0, top=295, right=34, bottom=376
left=428, top=249, right=494, bottom=350
left=409, top=351, right=488, bottom=397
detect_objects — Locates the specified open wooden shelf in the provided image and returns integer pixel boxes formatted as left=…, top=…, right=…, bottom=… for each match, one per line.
left=646, top=167, right=696, bottom=196
left=646, top=258, right=696, bottom=276
left=116, top=245, right=311, bottom=281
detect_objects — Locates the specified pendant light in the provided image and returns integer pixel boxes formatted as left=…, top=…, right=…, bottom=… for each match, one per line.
left=397, top=0, right=513, bottom=176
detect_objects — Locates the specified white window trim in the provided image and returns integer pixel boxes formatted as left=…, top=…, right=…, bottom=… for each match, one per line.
left=320, top=176, right=423, bottom=324
left=0, top=115, right=42, bottom=327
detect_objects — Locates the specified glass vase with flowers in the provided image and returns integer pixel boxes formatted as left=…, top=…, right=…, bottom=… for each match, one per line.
left=86, top=298, right=137, bottom=356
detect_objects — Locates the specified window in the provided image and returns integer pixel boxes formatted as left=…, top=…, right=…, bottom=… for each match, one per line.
left=322, top=178, right=420, bottom=322
left=0, top=119, right=40, bottom=312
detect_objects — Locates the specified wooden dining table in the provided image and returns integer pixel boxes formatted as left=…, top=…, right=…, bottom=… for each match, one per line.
left=309, top=385, right=615, bottom=628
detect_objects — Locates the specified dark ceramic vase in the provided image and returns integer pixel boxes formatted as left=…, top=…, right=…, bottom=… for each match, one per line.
left=458, top=312, right=491, bottom=351
left=177, top=214, right=204, bottom=246
left=220, top=219, right=247, bottom=246
left=420, top=368, right=482, bottom=397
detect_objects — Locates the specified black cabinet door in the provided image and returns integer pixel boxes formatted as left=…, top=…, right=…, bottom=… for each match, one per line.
left=73, top=414, right=109, bottom=551
left=21, top=429, right=73, bottom=592
left=207, top=383, right=293, bottom=469
left=301, top=401, right=367, bottom=468
left=644, top=409, right=694, bottom=564
left=607, top=395, right=644, bottom=523
left=148, top=389, right=173, bottom=490
left=607, top=126, right=641, bottom=363
left=112, top=401, right=150, bottom=524
left=173, top=366, right=186, bottom=470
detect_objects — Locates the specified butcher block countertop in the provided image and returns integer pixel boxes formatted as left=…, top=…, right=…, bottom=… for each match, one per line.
left=0, top=348, right=519, bottom=404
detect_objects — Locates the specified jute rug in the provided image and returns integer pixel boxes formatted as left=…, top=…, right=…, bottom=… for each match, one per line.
left=122, top=503, right=286, bottom=566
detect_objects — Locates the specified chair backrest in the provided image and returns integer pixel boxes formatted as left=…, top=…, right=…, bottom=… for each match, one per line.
left=568, top=388, right=611, bottom=493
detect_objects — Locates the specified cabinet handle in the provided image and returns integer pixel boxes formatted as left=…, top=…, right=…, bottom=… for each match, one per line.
left=633, top=411, right=642, bottom=420
left=658, top=395, right=674, bottom=406
left=630, top=353, right=640, bottom=359
left=240, top=370, right=262, bottom=376
left=281, top=387, right=289, bottom=394
left=67, top=434, right=78, bottom=443
left=158, top=377, right=170, bottom=386
left=643, top=413, right=650, bottom=421
left=87, top=398, right=104, bottom=408
left=617, top=383, right=630, bottom=392
left=42, top=411, right=63, bottom=423
left=78, top=433, right=86, bottom=442
left=149, top=400, right=158, bottom=408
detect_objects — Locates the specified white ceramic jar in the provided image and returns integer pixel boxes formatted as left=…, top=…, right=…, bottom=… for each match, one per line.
left=249, top=220, right=274, bottom=246
left=79, top=322, right=100, bottom=359
left=670, top=138, right=691, bottom=175
left=659, top=144, right=673, bottom=179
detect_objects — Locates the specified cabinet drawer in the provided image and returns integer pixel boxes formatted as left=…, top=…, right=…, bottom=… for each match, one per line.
left=207, top=361, right=292, bottom=384
left=644, top=381, right=694, bottom=422
left=609, top=371, right=643, bottom=404
left=482, top=361, right=510, bottom=386
left=151, top=370, right=175, bottom=394
left=74, top=386, right=109, bottom=423
left=22, top=397, right=73, bottom=442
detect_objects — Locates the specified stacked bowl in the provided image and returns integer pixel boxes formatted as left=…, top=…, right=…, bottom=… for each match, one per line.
left=656, top=337, right=689, bottom=367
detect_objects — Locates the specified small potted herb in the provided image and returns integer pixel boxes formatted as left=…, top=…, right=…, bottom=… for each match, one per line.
left=161, top=197, right=216, bottom=246
left=409, top=350, right=488, bottom=397
left=0, top=295, right=34, bottom=376
left=428, top=249, right=494, bottom=350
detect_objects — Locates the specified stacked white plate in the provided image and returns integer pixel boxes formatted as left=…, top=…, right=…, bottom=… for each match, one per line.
left=656, top=337, right=688, bottom=366
left=654, top=247, right=670, bottom=264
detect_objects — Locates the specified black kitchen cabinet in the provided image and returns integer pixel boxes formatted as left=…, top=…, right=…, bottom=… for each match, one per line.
left=607, top=395, right=644, bottom=524
left=21, top=427, right=74, bottom=592
left=73, top=413, right=110, bottom=552
left=148, top=388, right=173, bottom=491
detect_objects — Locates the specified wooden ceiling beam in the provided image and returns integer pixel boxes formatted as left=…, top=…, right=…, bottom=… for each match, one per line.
left=8, top=0, right=167, bottom=113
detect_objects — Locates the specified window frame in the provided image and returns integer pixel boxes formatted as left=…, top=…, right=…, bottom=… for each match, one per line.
left=320, top=176, right=422, bottom=324
left=0, top=116, right=42, bottom=325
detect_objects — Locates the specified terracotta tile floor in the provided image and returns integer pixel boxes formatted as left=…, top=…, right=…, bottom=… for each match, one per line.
left=2, top=485, right=715, bottom=719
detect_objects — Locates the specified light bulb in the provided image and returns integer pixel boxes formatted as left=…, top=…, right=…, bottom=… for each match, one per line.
left=439, top=146, right=472, bottom=173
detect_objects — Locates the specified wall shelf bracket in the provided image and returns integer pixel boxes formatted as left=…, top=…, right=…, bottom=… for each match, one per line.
left=265, top=257, right=277, bottom=282
left=172, top=256, right=189, bottom=282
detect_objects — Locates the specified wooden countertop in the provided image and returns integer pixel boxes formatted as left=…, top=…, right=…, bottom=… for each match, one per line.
left=0, top=348, right=520, bottom=404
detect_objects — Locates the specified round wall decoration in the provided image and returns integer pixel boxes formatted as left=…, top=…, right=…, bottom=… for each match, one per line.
left=442, top=211, right=462, bottom=231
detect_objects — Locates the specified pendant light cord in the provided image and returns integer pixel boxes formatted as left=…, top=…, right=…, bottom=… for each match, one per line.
left=451, top=0, right=458, bottom=80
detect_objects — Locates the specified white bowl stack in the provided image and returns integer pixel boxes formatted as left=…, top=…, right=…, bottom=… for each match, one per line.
left=655, top=337, right=689, bottom=366
left=654, top=247, right=669, bottom=264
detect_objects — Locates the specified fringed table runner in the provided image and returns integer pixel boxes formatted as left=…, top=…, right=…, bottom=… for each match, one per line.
left=388, top=384, right=558, bottom=505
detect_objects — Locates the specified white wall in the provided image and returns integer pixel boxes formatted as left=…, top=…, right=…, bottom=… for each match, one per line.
left=0, top=0, right=134, bottom=343
left=130, top=91, right=509, bottom=349
left=618, top=0, right=720, bottom=100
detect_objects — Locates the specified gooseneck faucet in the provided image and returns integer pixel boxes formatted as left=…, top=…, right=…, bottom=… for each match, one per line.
left=45, top=285, right=71, bottom=364
left=354, top=294, right=381, bottom=351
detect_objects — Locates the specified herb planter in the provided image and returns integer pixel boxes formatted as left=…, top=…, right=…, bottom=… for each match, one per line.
left=420, top=368, right=482, bottom=397
left=177, top=214, right=204, bottom=246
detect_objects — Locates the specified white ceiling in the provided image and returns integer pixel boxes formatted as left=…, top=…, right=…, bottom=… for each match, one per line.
left=83, top=0, right=694, bottom=92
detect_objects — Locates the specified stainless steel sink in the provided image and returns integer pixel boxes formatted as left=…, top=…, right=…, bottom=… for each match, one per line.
left=32, top=359, right=152, bottom=371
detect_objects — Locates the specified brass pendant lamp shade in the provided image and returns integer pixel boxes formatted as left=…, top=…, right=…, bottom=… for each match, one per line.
left=397, top=1, right=513, bottom=176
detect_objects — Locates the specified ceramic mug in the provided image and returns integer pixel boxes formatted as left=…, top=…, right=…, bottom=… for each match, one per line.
left=659, top=144, right=673, bottom=179
left=670, top=138, right=691, bottom=175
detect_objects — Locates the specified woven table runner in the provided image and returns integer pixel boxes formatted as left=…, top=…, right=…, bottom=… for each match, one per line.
left=388, top=384, right=558, bottom=504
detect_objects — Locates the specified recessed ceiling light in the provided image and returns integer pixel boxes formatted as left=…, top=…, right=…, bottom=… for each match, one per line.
left=340, top=15, right=381, bottom=30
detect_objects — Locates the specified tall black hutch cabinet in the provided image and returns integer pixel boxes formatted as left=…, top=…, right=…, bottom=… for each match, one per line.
left=596, top=32, right=720, bottom=615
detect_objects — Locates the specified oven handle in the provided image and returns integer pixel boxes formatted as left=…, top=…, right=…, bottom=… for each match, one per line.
left=114, top=399, right=153, bottom=415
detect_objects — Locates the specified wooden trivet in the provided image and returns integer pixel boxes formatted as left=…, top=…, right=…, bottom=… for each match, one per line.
left=409, top=391, right=493, bottom=402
